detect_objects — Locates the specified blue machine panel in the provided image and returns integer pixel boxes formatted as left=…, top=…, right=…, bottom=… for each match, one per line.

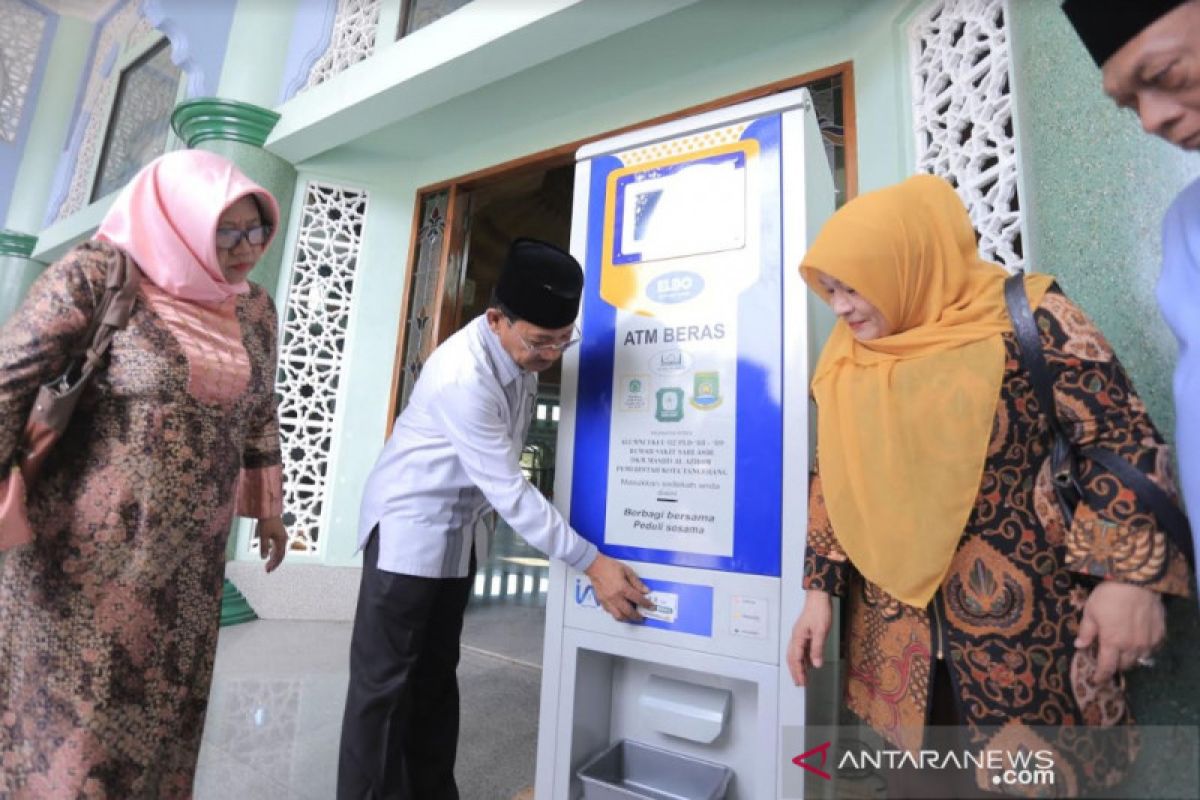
left=571, top=115, right=784, bottom=577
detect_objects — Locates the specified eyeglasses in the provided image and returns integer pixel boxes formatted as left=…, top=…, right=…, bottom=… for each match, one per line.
left=508, top=319, right=581, bottom=356
left=216, top=225, right=272, bottom=250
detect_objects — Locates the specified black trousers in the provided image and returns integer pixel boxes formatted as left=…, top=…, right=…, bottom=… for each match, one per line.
left=337, top=529, right=475, bottom=800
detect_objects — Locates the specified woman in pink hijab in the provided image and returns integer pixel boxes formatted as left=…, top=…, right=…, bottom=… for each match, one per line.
left=0, top=149, right=289, bottom=798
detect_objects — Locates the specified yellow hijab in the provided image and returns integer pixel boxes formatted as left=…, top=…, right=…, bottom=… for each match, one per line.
left=801, top=174, right=1053, bottom=608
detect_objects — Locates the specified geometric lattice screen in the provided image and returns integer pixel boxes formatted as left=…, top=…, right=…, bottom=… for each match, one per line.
left=909, top=0, right=1025, bottom=271
left=272, top=183, right=368, bottom=554
left=304, top=0, right=382, bottom=91
left=0, top=0, right=48, bottom=143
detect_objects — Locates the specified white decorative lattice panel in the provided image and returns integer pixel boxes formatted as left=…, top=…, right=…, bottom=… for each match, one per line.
left=53, top=0, right=148, bottom=221
left=0, top=0, right=48, bottom=143
left=274, top=183, right=368, bottom=555
left=910, top=0, right=1024, bottom=270
left=304, top=0, right=381, bottom=90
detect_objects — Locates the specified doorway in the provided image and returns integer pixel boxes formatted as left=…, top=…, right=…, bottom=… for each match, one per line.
left=459, top=164, right=574, bottom=620
left=385, top=163, right=577, bottom=665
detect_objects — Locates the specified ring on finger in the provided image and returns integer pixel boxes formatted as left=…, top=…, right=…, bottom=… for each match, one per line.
left=1136, top=654, right=1156, bottom=668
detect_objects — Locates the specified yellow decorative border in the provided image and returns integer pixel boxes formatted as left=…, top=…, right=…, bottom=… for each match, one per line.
left=599, top=134, right=759, bottom=311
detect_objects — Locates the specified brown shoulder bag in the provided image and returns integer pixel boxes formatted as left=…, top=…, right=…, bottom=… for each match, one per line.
left=0, top=248, right=141, bottom=550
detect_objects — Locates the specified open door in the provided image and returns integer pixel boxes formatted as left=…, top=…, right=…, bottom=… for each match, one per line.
left=388, top=185, right=472, bottom=420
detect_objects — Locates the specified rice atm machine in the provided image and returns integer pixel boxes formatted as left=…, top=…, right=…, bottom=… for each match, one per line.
left=535, top=88, right=836, bottom=800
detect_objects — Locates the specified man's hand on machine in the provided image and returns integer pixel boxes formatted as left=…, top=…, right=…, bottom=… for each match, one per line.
left=584, top=553, right=654, bottom=622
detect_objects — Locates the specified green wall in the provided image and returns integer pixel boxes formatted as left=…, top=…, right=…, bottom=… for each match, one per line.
left=216, top=0, right=301, bottom=107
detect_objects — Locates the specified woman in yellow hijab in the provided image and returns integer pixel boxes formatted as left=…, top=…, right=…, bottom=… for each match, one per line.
left=787, top=174, right=1190, bottom=797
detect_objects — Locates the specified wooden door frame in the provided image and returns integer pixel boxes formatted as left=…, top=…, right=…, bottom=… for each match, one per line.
left=385, top=61, right=857, bottom=429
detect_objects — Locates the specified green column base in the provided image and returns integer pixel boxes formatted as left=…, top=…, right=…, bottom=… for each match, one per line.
left=0, top=232, right=47, bottom=326
left=0, top=229, right=37, bottom=257
left=220, top=578, right=258, bottom=627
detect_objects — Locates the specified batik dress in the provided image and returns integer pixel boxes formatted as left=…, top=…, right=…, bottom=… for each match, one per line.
left=804, top=289, right=1192, bottom=795
left=0, top=240, right=283, bottom=798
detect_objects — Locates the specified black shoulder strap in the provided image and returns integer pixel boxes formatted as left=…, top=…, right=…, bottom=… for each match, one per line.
left=1081, top=446, right=1195, bottom=570
left=1003, top=273, right=1194, bottom=571
left=1003, top=273, right=1080, bottom=499
left=1004, top=275, right=1061, bottom=433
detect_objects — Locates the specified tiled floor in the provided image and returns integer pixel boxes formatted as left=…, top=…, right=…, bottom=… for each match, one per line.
left=196, top=616, right=546, bottom=800
left=195, top=621, right=350, bottom=800
left=197, top=523, right=551, bottom=800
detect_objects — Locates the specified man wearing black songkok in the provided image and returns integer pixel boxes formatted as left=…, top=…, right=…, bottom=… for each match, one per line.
left=1062, top=1, right=1200, bottom=610
left=339, top=238, right=651, bottom=799
left=1061, top=0, right=1200, bottom=151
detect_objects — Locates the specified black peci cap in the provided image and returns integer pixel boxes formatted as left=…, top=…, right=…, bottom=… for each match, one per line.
left=494, top=238, right=584, bottom=329
left=1062, top=0, right=1188, bottom=67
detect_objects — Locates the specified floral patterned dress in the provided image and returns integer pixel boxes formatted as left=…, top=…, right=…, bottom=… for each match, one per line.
left=0, top=241, right=283, bottom=799
left=804, top=289, right=1191, bottom=795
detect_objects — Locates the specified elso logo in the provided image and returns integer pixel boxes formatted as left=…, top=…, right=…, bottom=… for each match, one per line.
left=574, top=578, right=599, bottom=608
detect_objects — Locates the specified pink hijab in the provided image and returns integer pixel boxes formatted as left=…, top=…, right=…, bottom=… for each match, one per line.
left=95, top=150, right=281, bottom=304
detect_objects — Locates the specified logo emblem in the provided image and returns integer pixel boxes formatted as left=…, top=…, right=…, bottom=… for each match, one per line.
left=791, top=741, right=832, bottom=781
left=655, top=387, right=685, bottom=422
left=649, top=349, right=692, bottom=376
left=574, top=578, right=599, bottom=608
left=620, top=375, right=650, bottom=412
left=690, top=372, right=722, bottom=410
left=646, top=270, right=705, bottom=304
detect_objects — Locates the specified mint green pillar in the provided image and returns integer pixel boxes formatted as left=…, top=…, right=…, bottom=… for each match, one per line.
left=171, top=98, right=297, bottom=302
left=0, top=230, right=45, bottom=325
left=172, top=98, right=298, bottom=627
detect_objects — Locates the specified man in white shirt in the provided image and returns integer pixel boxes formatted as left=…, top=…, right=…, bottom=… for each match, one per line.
left=337, top=238, right=651, bottom=800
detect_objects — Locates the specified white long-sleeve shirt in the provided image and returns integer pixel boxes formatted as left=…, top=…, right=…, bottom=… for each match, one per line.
left=357, top=315, right=598, bottom=577
left=1160, top=177, right=1200, bottom=590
